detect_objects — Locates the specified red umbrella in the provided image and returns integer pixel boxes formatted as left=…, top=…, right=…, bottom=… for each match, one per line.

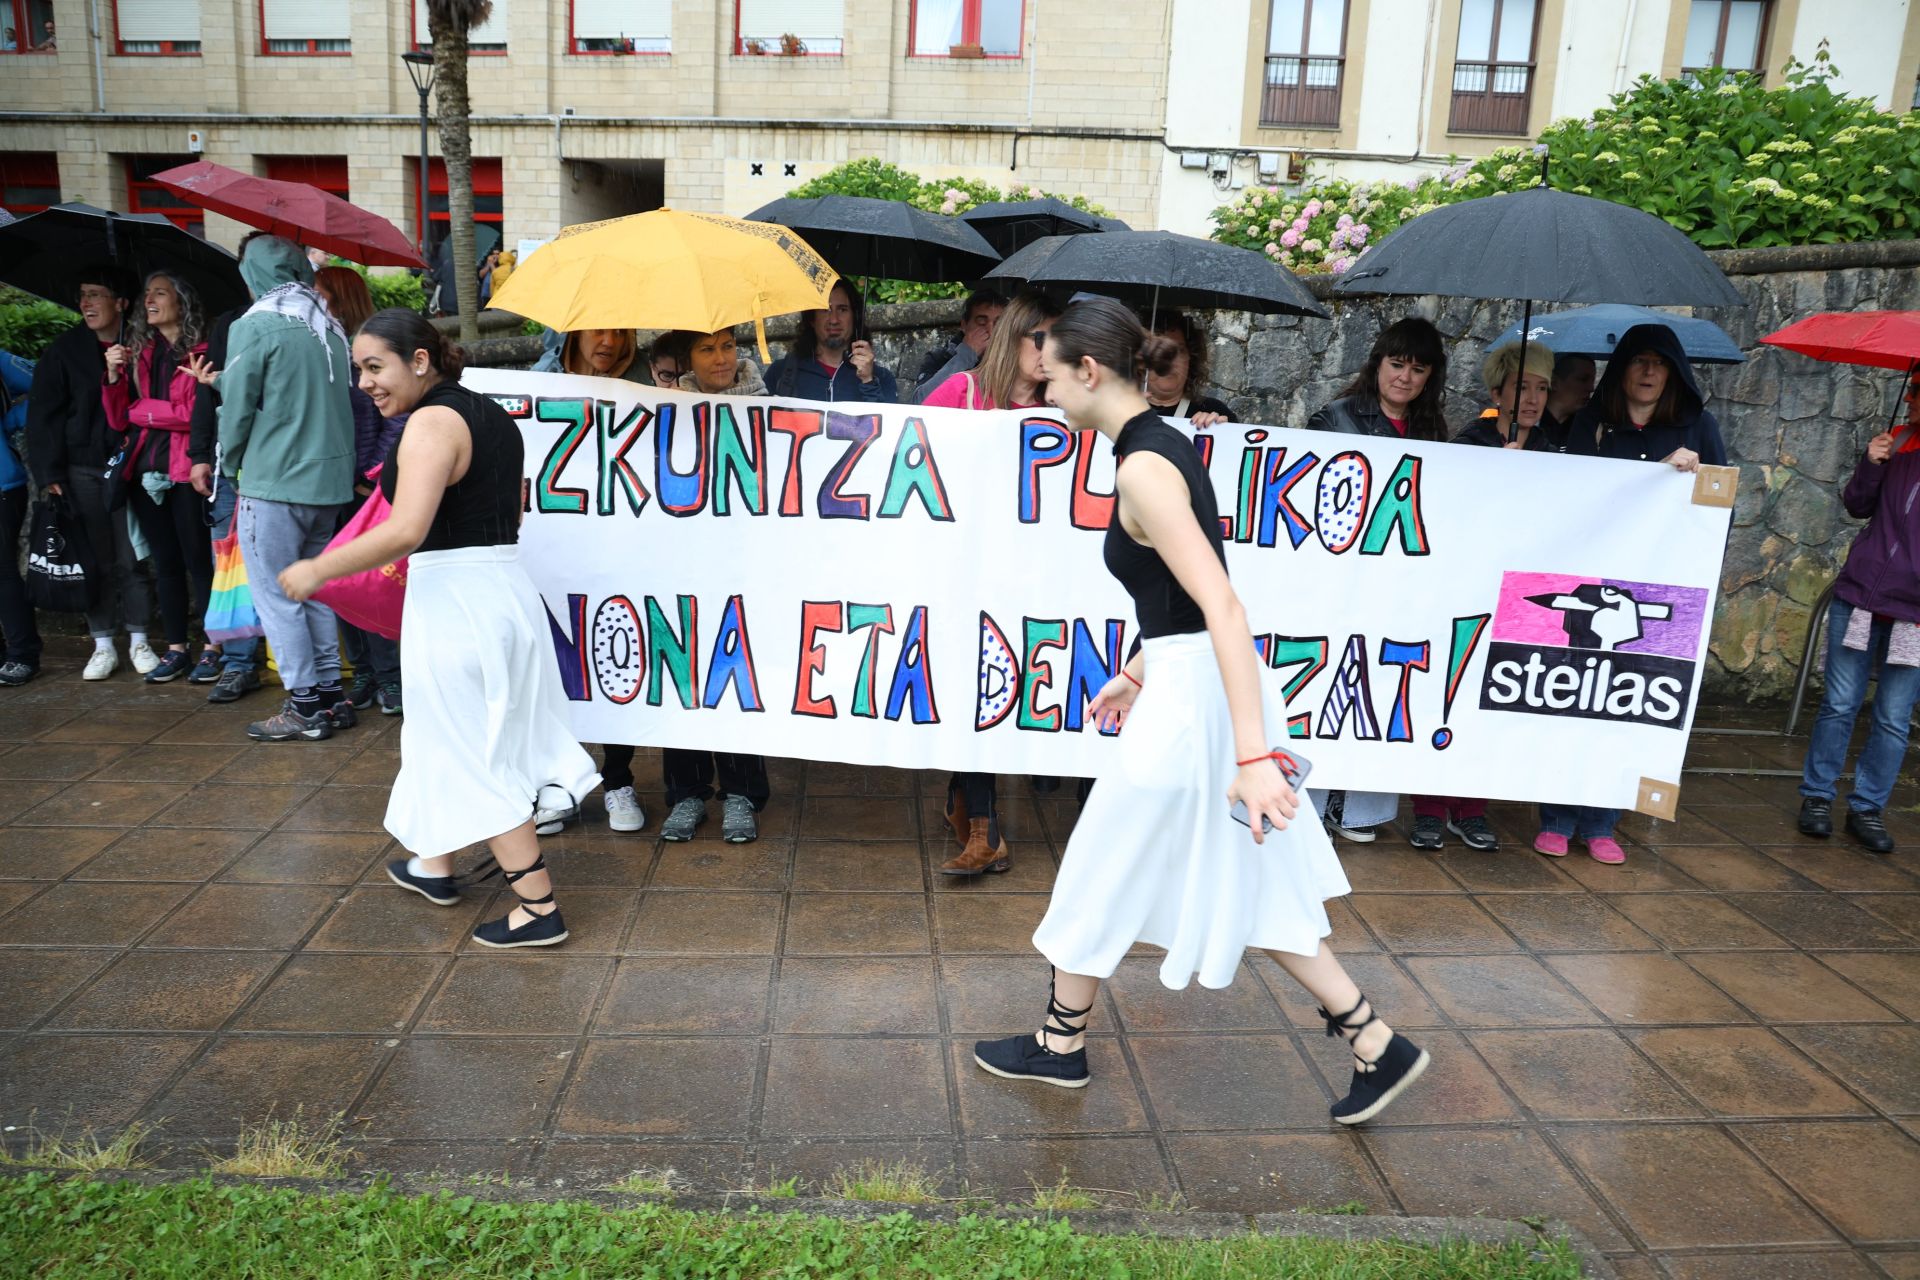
left=149, top=160, right=426, bottom=268
left=1761, top=310, right=1920, bottom=371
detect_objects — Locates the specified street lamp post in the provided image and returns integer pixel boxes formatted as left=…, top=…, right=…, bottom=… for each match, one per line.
left=401, top=50, right=436, bottom=265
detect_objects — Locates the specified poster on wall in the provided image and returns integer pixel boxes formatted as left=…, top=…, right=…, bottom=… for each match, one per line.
left=465, top=369, right=1736, bottom=814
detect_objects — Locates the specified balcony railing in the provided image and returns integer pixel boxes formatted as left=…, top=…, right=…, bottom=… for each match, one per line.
left=1261, top=55, right=1344, bottom=129
left=1448, top=60, right=1533, bottom=135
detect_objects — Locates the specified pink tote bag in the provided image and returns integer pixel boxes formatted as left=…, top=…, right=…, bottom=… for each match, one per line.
left=314, top=467, right=407, bottom=640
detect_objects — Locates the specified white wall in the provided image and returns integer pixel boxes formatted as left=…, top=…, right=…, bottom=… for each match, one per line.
left=1353, top=0, right=1440, bottom=154
left=1791, top=0, right=1912, bottom=109
left=1164, top=0, right=1248, bottom=146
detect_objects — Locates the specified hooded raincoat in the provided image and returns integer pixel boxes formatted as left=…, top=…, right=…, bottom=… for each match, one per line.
left=1567, top=324, right=1727, bottom=466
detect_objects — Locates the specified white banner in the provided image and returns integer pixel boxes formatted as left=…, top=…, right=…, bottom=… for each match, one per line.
left=467, top=369, right=1735, bottom=814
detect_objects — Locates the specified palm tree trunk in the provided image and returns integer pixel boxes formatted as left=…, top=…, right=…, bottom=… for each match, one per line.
left=431, top=15, right=480, bottom=343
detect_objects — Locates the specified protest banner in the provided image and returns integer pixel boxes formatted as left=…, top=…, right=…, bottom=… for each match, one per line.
left=466, top=368, right=1736, bottom=815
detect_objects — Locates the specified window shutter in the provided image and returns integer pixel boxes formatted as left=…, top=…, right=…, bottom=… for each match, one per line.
left=262, top=0, right=347, bottom=41
left=118, top=0, right=202, bottom=42
left=574, top=0, right=669, bottom=40
left=737, top=0, right=844, bottom=42
left=415, top=0, right=510, bottom=45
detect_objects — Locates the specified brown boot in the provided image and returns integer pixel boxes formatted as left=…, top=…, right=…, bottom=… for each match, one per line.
left=944, top=783, right=970, bottom=848
left=941, top=816, right=1010, bottom=876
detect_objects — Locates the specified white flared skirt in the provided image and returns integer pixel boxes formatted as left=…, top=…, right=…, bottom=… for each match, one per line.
left=385, top=546, right=601, bottom=857
left=1033, top=632, right=1352, bottom=991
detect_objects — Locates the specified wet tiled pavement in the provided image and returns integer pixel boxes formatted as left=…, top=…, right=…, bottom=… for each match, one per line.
left=3, top=641, right=1919, bottom=1277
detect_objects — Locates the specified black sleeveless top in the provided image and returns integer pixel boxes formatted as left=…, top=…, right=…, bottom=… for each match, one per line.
left=380, top=380, right=523, bottom=553
left=1103, top=410, right=1225, bottom=639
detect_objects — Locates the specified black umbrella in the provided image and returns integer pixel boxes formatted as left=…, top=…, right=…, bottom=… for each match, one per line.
left=746, top=195, right=1000, bottom=283
left=1334, top=177, right=1743, bottom=439
left=0, top=202, right=248, bottom=315
left=962, top=198, right=1130, bottom=257
left=984, top=230, right=1328, bottom=319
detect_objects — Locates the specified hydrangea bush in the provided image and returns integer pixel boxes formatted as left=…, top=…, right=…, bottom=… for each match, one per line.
left=1213, top=48, right=1920, bottom=270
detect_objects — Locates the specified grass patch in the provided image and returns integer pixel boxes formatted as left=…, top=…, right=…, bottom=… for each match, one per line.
left=603, top=1167, right=688, bottom=1196
left=0, top=1174, right=1585, bottom=1279
left=1029, top=1172, right=1102, bottom=1212
left=1303, top=1200, right=1373, bottom=1216
left=826, top=1158, right=945, bottom=1205
left=206, top=1110, right=354, bottom=1180
left=1136, top=1190, right=1189, bottom=1213
left=0, top=1118, right=158, bottom=1172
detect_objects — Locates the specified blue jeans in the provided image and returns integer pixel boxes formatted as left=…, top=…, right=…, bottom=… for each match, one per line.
left=209, top=482, right=259, bottom=674
left=1539, top=803, right=1619, bottom=839
left=1800, top=598, right=1920, bottom=813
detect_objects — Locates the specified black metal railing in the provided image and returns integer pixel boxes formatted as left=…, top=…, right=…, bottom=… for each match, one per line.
left=1261, top=55, right=1344, bottom=128
left=1448, top=60, right=1534, bottom=134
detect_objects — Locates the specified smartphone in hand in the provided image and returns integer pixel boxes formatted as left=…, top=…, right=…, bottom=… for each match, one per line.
left=1229, top=747, right=1314, bottom=833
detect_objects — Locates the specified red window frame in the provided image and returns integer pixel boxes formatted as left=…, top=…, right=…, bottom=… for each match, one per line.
left=124, top=156, right=205, bottom=233
left=257, top=0, right=350, bottom=55
left=732, top=0, right=844, bottom=57
left=4, top=0, right=57, bottom=53
left=418, top=157, right=504, bottom=246
left=410, top=2, right=507, bottom=55
left=0, top=152, right=59, bottom=214
left=263, top=155, right=349, bottom=199
left=567, top=0, right=669, bottom=56
left=110, top=0, right=200, bottom=54
left=905, top=0, right=1026, bottom=58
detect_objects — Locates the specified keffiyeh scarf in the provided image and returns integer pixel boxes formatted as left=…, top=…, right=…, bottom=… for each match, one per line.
left=245, top=283, right=347, bottom=382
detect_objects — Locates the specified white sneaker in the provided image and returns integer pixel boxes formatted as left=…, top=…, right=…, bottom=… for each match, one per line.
left=128, top=642, right=161, bottom=676
left=604, top=785, right=646, bottom=833
left=82, top=647, right=119, bottom=681
left=532, top=783, right=579, bottom=837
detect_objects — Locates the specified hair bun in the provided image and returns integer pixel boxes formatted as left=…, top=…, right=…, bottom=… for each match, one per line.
left=1137, top=332, right=1183, bottom=379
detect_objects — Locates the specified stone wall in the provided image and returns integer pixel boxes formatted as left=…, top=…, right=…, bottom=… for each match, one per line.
left=472, top=239, right=1920, bottom=703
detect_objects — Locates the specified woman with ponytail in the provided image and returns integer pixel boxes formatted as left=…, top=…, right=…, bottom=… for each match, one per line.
left=276, top=308, right=599, bottom=949
left=972, top=298, right=1429, bottom=1125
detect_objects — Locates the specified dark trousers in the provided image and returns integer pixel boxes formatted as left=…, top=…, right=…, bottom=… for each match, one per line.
left=950, top=771, right=998, bottom=816
left=341, top=623, right=401, bottom=685
left=1411, top=795, right=1488, bottom=821
left=664, top=748, right=769, bottom=810
left=0, top=485, right=41, bottom=666
left=65, top=466, right=151, bottom=639
left=128, top=480, right=212, bottom=647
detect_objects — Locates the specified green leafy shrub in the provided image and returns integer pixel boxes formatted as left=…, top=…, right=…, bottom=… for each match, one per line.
left=0, top=285, right=80, bottom=359
left=323, top=259, right=429, bottom=314
left=1212, top=48, right=1920, bottom=268
left=782, top=160, right=1113, bottom=302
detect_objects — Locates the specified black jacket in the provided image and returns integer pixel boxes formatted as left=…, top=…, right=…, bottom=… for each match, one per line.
left=1568, top=324, right=1727, bottom=466
left=1154, top=393, right=1233, bottom=420
left=1308, top=392, right=1399, bottom=438
left=188, top=306, right=242, bottom=469
left=24, top=323, right=114, bottom=488
left=1451, top=409, right=1571, bottom=451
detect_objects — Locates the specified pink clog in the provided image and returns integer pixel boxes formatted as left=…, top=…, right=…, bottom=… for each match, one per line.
left=1533, top=831, right=1569, bottom=857
left=1586, top=837, right=1627, bottom=865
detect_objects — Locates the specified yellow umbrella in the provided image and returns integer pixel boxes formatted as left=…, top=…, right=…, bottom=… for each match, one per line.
left=487, top=208, right=839, bottom=363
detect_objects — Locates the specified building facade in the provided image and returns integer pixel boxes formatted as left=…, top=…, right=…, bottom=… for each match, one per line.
left=0, top=0, right=1914, bottom=258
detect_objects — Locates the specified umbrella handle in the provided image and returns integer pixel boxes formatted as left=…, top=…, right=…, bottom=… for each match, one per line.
left=754, top=315, right=771, bottom=366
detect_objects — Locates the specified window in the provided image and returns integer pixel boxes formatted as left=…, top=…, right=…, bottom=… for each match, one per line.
left=114, top=0, right=200, bottom=53
left=262, top=0, right=349, bottom=53
left=736, top=0, right=843, bottom=55
left=908, top=0, right=1023, bottom=57
left=1261, top=0, right=1347, bottom=128
left=263, top=156, right=350, bottom=199
left=418, top=157, right=503, bottom=246
left=125, top=157, right=204, bottom=233
left=1448, top=0, right=1536, bottom=134
left=413, top=0, right=508, bottom=53
left=0, top=153, right=59, bottom=214
left=1682, top=0, right=1769, bottom=76
left=572, top=0, right=669, bottom=53
left=3, top=0, right=57, bottom=53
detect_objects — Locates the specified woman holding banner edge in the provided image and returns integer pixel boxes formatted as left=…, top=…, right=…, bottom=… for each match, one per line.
left=973, top=297, right=1428, bottom=1125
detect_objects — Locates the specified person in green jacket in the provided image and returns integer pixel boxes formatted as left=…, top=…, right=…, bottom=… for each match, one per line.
left=212, top=235, right=356, bottom=743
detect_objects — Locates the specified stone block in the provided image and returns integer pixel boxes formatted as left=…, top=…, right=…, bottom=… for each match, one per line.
left=1709, top=588, right=1773, bottom=673
left=1832, top=370, right=1892, bottom=423
left=1721, top=350, right=1781, bottom=406
left=1729, top=462, right=1772, bottom=528
left=1781, top=553, right=1837, bottom=608
left=1765, top=473, right=1839, bottom=546
left=1777, top=373, right=1832, bottom=421
left=1778, top=417, right=1860, bottom=484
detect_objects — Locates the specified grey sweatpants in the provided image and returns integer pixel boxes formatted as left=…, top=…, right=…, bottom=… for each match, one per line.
left=237, top=495, right=341, bottom=692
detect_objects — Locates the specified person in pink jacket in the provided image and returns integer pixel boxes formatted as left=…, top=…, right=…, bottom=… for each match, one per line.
left=103, top=271, right=213, bottom=684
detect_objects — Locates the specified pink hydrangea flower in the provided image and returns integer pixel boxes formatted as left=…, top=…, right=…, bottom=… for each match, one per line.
left=1303, top=198, right=1323, bottom=218
left=1280, top=227, right=1302, bottom=248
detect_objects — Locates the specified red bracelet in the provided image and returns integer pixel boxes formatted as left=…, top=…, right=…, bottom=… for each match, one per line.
left=1236, top=753, right=1268, bottom=767
left=1122, top=671, right=1143, bottom=689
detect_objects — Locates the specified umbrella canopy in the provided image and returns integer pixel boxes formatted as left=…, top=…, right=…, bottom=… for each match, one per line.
left=984, top=230, right=1327, bottom=318
left=1334, top=186, right=1744, bottom=308
left=1495, top=303, right=1745, bottom=365
left=486, top=208, right=839, bottom=361
left=962, top=198, right=1130, bottom=257
left=745, top=195, right=1000, bottom=283
left=0, top=202, right=248, bottom=315
left=1761, top=311, right=1920, bottom=371
left=150, top=160, right=425, bottom=268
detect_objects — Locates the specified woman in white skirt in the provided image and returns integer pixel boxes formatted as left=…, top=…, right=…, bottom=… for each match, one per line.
left=972, top=298, right=1429, bottom=1125
left=276, top=309, right=599, bottom=949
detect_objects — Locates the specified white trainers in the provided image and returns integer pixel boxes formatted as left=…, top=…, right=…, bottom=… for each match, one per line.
left=604, top=785, right=646, bottom=833
left=128, top=642, right=161, bottom=676
left=82, top=647, right=119, bottom=681
left=533, top=783, right=580, bottom=837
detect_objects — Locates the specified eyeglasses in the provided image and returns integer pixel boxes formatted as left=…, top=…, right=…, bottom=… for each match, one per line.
left=1027, top=329, right=1049, bottom=348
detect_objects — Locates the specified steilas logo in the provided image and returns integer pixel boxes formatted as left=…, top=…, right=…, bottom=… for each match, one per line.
left=1478, top=572, right=1709, bottom=730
